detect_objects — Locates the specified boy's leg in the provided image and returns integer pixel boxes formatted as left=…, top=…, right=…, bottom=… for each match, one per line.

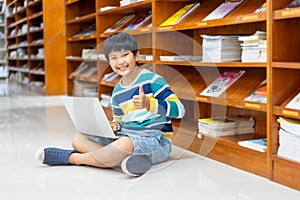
left=68, top=136, right=134, bottom=168
left=71, top=133, right=104, bottom=153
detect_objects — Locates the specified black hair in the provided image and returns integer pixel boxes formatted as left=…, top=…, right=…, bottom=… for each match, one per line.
left=104, top=32, right=138, bottom=62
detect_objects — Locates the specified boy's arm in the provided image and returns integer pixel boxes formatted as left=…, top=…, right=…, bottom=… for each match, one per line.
left=149, top=76, right=185, bottom=119
left=111, top=98, right=124, bottom=131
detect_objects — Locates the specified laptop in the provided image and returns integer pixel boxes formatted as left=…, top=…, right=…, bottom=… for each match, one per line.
left=61, top=96, right=117, bottom=139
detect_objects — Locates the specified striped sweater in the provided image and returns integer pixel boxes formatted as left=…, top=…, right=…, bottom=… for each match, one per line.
left=112, top=68, right=185, bottom=139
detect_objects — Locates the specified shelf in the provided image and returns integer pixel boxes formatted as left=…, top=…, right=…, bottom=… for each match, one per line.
left=273, top=62, right=300, bottom=69
left=66, top=13, right=96, bottom=24
left=66, top=0, right=80, bottom=6
left=63, top=0, right=300, bottom=190
left=27, top=0, right=43, bottom=8
left=274, top=7, right=300, bottom=20
left=6, top=0, right=67, bottom=95
left=156, top=61, right=266, bottom=67
left=67, top=34, right=96, bottom=42
left=28, top=11, right=43, bottom=21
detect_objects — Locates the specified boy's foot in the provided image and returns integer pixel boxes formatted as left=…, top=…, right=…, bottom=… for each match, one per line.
left=35, top=147, right=76, bottom=166
left=121, top=154, right=152, bottom=177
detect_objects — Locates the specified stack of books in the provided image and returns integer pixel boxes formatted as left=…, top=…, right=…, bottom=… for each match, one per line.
left=197, top=115, right=255, bottom=138
left=277, top=117, right=300, bottom=162
left=202, top=35, right=241, bottom=62
left=238, top=31, right=267, bottom=62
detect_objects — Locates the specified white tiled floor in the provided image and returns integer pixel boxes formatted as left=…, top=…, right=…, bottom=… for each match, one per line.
left=1, top=80, right=300, bottom=200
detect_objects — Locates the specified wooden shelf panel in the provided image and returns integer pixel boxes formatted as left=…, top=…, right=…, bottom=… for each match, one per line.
left=66, top=13, right=96, bottom=24
left=274, top=7, right=300, bottom=20
left=273, top=106, right=300, bottom=119
left=28, top=0, right=42, bottom=8
left=273, top=62, right=300, bottom=69
left=175, top=131, right=268, bottom=178
left=272, top=155, right=300, bottom=191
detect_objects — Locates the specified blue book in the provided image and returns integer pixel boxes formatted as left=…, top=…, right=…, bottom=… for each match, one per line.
left=238, top=138, right=267, bottom=152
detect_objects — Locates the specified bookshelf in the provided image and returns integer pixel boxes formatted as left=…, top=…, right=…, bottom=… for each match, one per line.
left=6, top=0, right=66, bottom=95
left=0, top=0, right=7, bottom=78
left=268, top=0, right=300, bottom=190
left=64, top=0, right=300, bottom=190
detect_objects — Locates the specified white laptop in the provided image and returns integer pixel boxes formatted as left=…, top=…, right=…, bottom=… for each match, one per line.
left=61, top=96, right=117, bottom=139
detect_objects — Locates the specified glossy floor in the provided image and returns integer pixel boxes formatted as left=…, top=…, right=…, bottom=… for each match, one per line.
left=1, top=80, right=300, bottom=200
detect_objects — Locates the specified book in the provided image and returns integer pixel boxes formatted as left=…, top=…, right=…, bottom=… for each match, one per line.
left=160, top=2, right=200, bottom=26
left=285, top=92, right=300, bottom=110
left=288, top=0, right=300, bottom=8
left=200, top=69, right=245, bottom=97
left=202, top=0, right=244, bottom=21
left=277, top=117, right=300, bottom=136
left=238, top=138, right=267, bottom=152
left=278, top=128, right=300, bottom=162
left=125, top=11, right=152, bottom=30
left=244, top=79, right=267, bottom=103
left=238, top=31, right=266, bottom=42
left=72, top=24, right=96, bottom=38
left=254, top=3, right=267, bottom=13
left=104, top=14, right=136, bottom=33
left=101, top=71, right=119, bottom=82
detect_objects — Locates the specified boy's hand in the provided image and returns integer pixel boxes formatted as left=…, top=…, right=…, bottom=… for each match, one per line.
left=110, top=122, right=119, bottom=132
left=133, top=85, right=150, bottom=110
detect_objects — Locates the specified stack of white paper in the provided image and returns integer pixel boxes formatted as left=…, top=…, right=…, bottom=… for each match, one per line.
left=277, top=117, right=300, bottom=162
left=202, top=35, right=241, bottom=62
left=238, top=31, right=267, bottom=62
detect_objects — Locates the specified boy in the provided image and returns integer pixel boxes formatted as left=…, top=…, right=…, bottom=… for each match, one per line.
left=36, top=32, right=185, bottom=176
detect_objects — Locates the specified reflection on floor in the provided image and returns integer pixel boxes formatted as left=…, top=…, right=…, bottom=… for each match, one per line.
left=1, top=79, right=300, bottom=200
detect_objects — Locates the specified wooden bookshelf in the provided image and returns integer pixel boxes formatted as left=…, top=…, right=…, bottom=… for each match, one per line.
left=6, top=0, right=66, bottom=95
left=268, top=0, right=300, bottom=190
left=63, top=0, right=300, bottom=190
left=65, top=0, right=97, bottom=96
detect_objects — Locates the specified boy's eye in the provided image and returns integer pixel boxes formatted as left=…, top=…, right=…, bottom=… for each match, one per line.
left=121, top=52, right=130, bottom=57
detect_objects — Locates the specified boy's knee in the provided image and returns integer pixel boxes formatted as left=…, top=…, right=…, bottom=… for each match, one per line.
left=71, top=133, right=85, bottom=149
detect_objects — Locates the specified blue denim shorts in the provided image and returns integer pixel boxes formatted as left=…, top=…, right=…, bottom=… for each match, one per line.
left=87, top=128, right=172, bottom=164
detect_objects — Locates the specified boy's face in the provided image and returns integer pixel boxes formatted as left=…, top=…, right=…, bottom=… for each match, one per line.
left=108, top=50, right=139, bottom=77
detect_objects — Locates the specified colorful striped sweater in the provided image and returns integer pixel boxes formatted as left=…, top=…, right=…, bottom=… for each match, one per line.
left=112, top=68, right=185, bottom=139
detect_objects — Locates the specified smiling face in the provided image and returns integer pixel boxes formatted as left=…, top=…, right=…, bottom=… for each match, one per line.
left=108, top=50, right=139, bottom=77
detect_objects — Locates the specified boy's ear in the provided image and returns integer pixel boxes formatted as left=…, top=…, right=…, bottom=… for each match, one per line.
left=135, top=51, right=139, bottom=61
